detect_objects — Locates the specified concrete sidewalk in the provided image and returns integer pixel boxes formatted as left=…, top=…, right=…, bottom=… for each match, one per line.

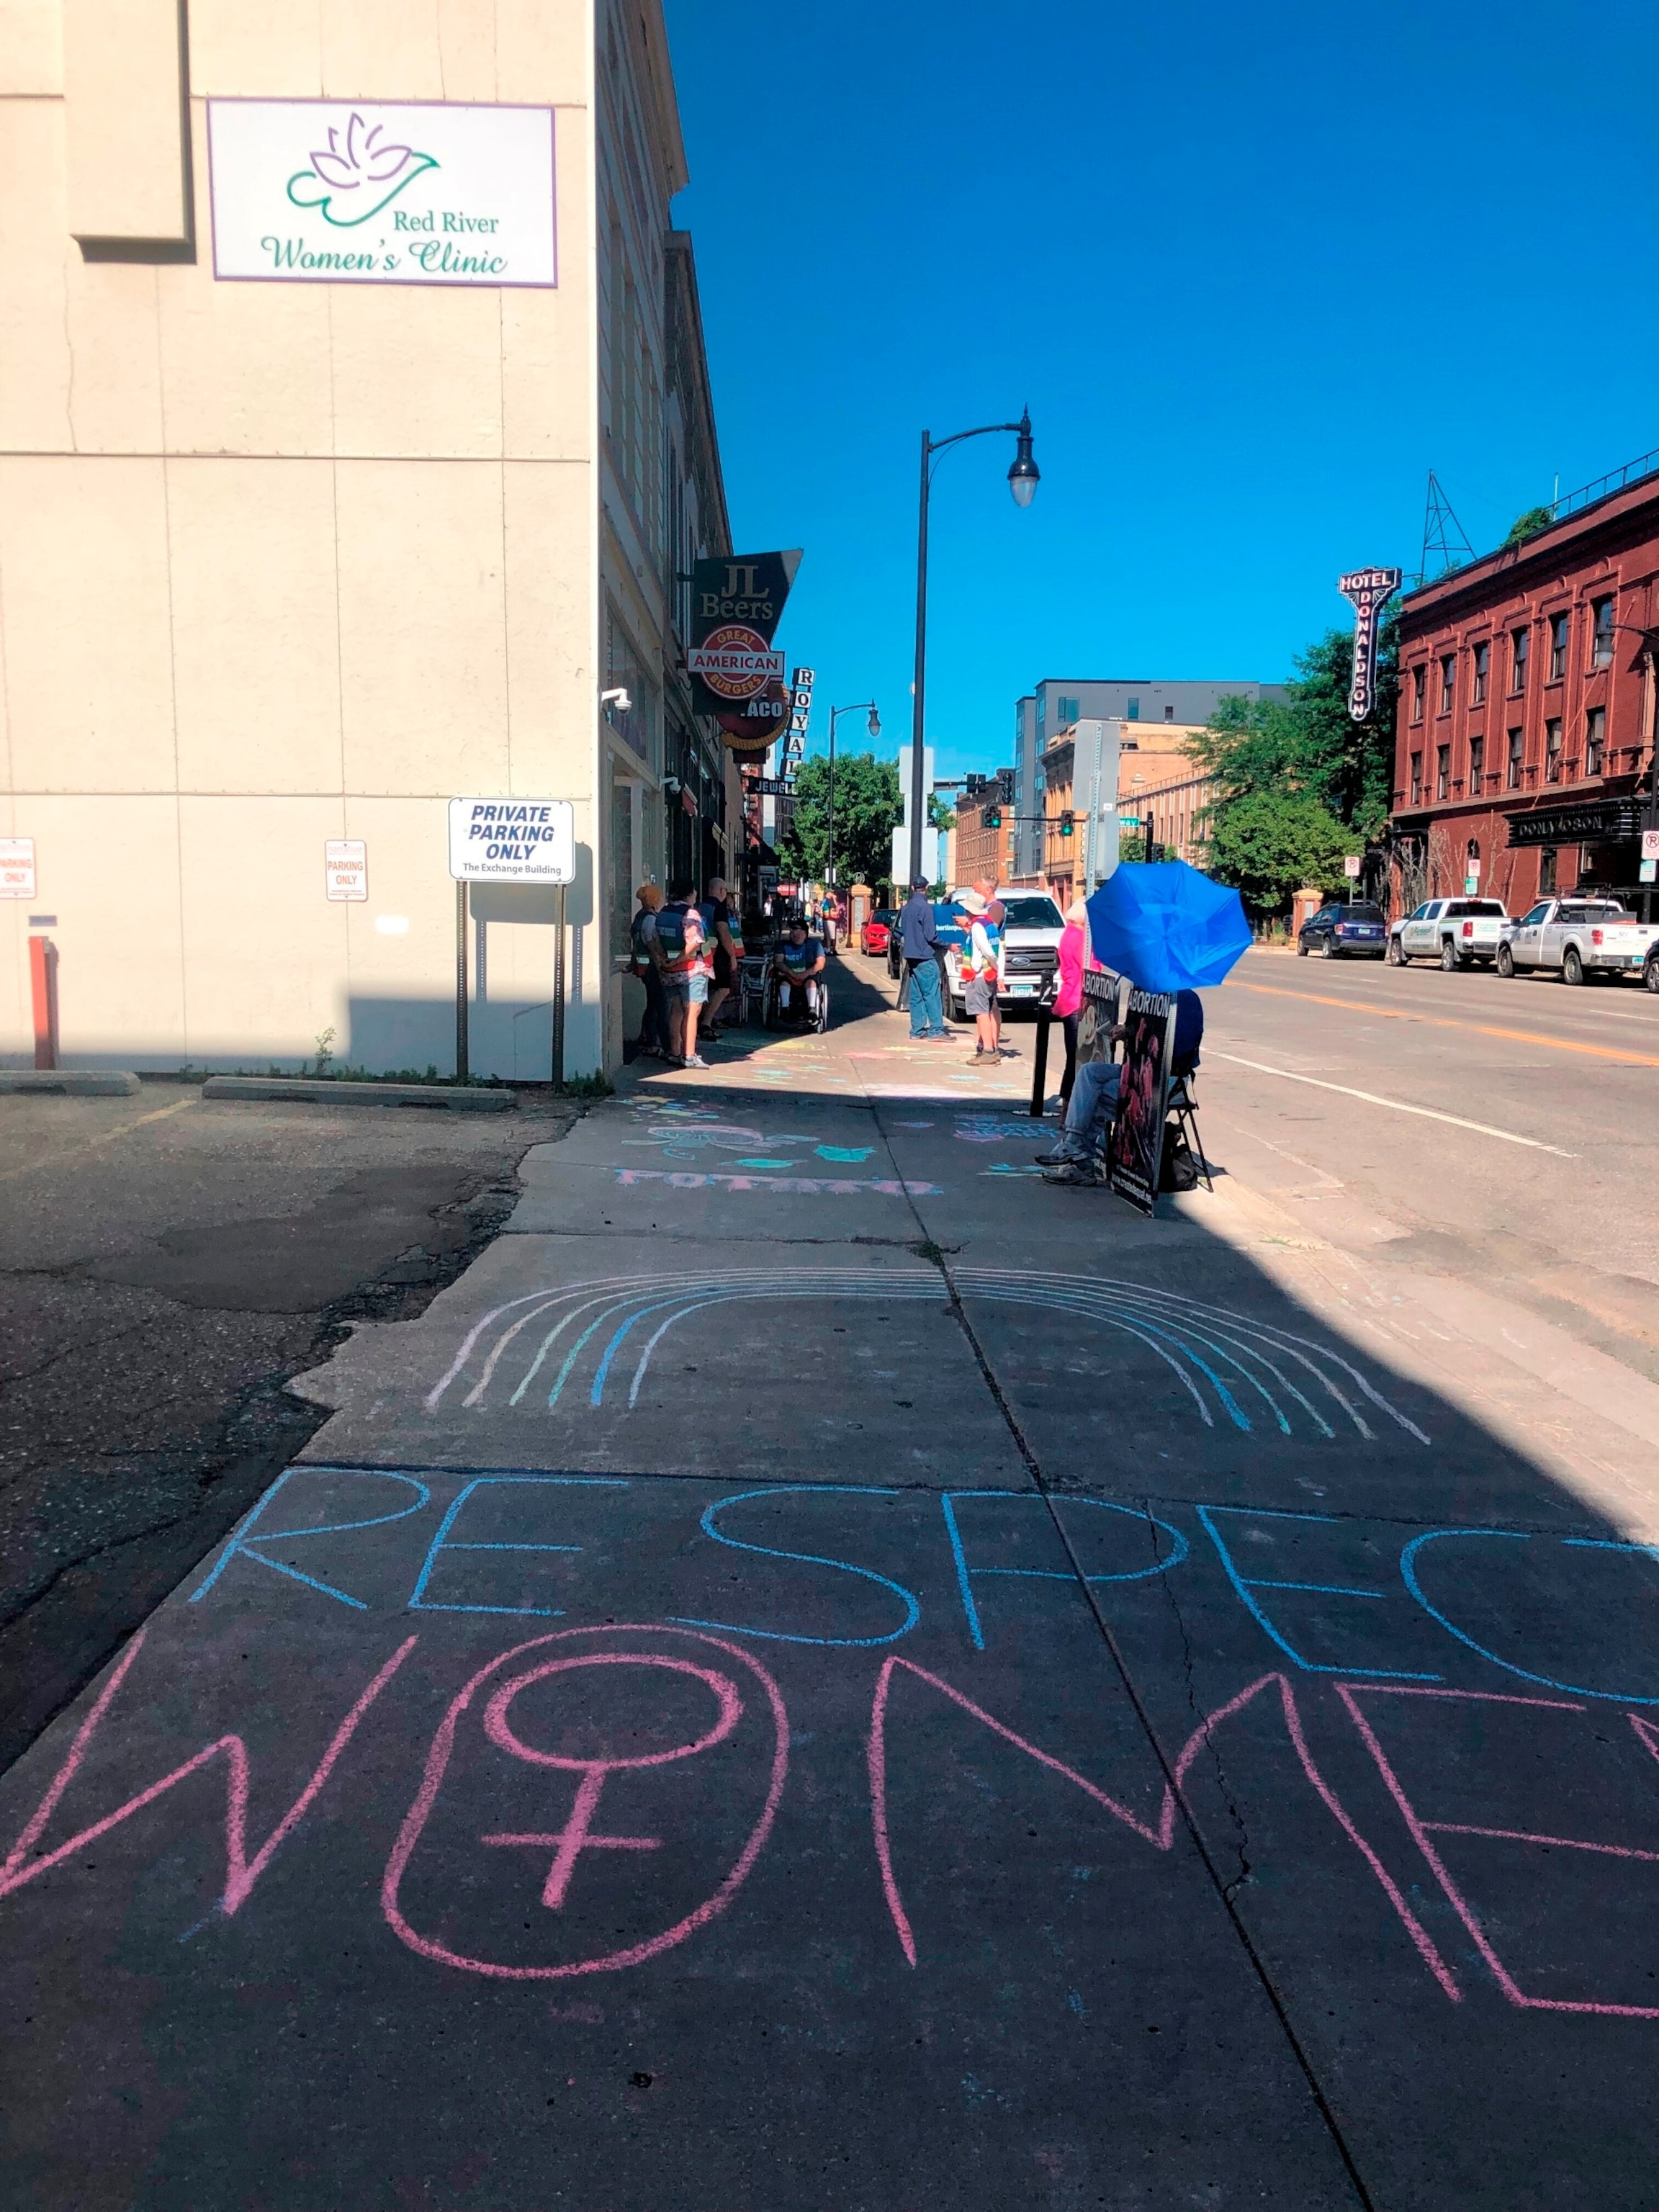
left=6, top=977, right=1659, bottom=2209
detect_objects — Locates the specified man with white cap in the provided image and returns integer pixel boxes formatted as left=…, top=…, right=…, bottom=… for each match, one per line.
left=956, top=891, right=1002, bottom=1064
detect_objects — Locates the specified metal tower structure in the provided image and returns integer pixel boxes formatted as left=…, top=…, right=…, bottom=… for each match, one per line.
left=1417, top=471, right=1475, bottom=584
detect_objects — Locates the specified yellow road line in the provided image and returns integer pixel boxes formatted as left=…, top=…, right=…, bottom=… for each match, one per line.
left=0, top=1093, right=199, bottom=1182
left=1233, top=981, right=1659, bottom=1070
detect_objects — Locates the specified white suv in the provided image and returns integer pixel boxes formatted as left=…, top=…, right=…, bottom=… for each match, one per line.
left=943, top=891, right=1065, bottom=1021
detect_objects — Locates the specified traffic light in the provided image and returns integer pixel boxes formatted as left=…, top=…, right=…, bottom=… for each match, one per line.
left=985, top=806, right=1002, bottom=830
left=1059, top=810, right=1074, bottom=839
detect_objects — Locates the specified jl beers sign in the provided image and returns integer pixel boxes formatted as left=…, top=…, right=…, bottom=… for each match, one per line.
left=207, top=102, right=556, bottom=286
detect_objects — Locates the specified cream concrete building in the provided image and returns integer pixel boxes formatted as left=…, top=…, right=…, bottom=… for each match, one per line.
left=0, top=0, right=732, bottom=1077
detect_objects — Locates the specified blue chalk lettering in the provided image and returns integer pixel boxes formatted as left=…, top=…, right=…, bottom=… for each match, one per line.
left=1200, top=1504, right=1439, bottom=1679
left=1402, top=1529, right=1659, bottom=1703
left=670, top=1486, right=920, bottom=1647
left=408, top=1475, right=629, bottom=1615
left=945, top=1492, right=1188, bottom=1651
left=189, top=1465, right=431, bottom=1609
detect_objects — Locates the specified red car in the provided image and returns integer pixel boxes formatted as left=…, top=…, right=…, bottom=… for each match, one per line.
left=860, top=910, right=896, bottom=956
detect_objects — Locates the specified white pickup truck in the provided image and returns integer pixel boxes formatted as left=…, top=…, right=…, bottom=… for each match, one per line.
left=1496, top=896, right=1659, bottom=984
left=943, top=891, right=1065, bottom=1022
left=1388, top=896, right=1509, bottom=970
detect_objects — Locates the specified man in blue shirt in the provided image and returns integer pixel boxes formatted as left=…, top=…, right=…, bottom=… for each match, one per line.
left=896, top=877, right=950, bottom=1040
left=1039, top=987, right=1204, bottom=1184
left=772, top=919, right=827, bottom=1022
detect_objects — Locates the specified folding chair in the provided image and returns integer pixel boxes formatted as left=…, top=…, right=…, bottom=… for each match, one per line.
left=1164, top=1072, right=1213, bottom=1192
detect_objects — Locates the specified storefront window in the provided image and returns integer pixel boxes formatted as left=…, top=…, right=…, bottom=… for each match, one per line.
left=1539, top=848, right=1557, bottom=894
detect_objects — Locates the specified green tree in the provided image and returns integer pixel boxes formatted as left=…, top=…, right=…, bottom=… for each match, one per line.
left=779, top=751, right=903, bottom=886
left=1504, top=505, right=1554, bottom=548
left=1195, top=606, right=1398, bottom=910
left=1203, top=788, right=1352, bottom=912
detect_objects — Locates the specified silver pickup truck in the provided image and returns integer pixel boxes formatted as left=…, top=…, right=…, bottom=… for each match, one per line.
left=1388, top=896, right=1509, bottom=970
left=1496, top=896, right=1659, bottom=984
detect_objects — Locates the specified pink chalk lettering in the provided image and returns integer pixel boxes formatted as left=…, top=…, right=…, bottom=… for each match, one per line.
left=382, top=1626, right=788, bottom=1979
left=1339, top=1683, right=1659, bottom=2017
left=0, top=1629, right=417, bottom=1912
left=868, top=1659, right=1457, bottom=1997
left=477, top=1653, right=740, bottom=1907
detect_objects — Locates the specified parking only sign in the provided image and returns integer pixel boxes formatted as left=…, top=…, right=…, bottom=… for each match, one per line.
left=0, top=837, right=36, bottom=898
left=448, top=797, right=575, bottom=884
left=325, top=839, right=367, bottom=900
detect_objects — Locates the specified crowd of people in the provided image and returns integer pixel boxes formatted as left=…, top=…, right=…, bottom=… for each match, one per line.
left=628, top=872, right=1204, bottom=1192
left=627, top=878, right=837, bottom=1066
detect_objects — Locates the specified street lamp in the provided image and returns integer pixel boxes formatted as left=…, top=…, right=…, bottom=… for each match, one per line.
left=826, top=699, right=881, bottom=894
left=909, top=409, right=1039, bottom=883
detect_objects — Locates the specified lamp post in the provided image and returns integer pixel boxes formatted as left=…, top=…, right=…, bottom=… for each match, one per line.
left=826, top=700, right=881, bottom=897
left=909, top=410, right=1039, bottom=884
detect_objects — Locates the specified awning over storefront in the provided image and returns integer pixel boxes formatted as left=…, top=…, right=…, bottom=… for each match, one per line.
left=1506, top=797, right=1642, bottom=846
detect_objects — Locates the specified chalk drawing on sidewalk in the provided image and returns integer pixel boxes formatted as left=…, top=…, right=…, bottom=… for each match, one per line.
left=611, top=1169, right=938, bottom=1199
left=419, top=1266, right=1429, bottom=1436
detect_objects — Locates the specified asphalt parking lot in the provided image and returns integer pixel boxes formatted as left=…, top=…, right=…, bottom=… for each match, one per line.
left=0, top=1082, right=577, bottom=1772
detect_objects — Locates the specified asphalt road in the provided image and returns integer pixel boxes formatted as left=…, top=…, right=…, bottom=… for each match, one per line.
left=6, top=958, right=1659, bottom=2210
left=1202, top=947, right=1659, bottom=1384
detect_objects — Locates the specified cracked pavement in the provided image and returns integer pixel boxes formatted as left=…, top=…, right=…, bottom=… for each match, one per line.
left=8, top=959, right=1659, bottom=2208
left=0, top=1081, right=576, bottom=1771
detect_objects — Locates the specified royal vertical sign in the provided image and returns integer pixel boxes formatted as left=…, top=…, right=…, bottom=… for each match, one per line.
left=1338, top=566, right=1403, bottom=723
left=689, top=552, right=802, bottom=752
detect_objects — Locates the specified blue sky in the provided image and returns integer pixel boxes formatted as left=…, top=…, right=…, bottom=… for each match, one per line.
left=665, top=0, right=1659, bottom=786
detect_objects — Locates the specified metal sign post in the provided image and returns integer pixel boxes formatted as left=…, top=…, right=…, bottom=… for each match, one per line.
left=448, top=796, right=575, bottom=1087
left=551, top=882, right=567, bottom=1088
left=454, top=882, right=470, bottom=1083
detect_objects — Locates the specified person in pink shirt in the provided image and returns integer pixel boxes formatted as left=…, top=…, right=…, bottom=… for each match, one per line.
left=1052, top=896, right=1088, bottom=1111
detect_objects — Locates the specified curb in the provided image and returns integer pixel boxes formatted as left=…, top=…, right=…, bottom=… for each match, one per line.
left=202, top=1076, right=516, bottom=1112
left=0, top=1069, right=142, bottom=1096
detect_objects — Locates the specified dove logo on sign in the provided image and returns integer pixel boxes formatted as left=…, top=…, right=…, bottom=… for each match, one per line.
left=286, top=112, right=437, bottom=228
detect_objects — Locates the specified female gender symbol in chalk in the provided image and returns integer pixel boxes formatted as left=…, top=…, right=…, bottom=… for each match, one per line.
left=478, top=1654, right=743, bottom=1909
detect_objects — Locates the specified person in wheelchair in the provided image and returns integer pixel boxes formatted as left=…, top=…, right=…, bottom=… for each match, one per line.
left=772, top=918, right=827, bottom=1023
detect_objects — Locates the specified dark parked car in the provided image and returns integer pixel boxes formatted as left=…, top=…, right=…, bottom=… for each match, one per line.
left=1298, top=900, right=1387, bottom=959
left=888, top=900, right=967, bottom=982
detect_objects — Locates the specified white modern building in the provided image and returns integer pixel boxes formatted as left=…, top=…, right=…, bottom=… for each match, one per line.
left=1, top=0, right=737, bottom=1078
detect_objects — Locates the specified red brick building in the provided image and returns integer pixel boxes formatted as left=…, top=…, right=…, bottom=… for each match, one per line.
left=1391, top=462, right=1659, bottom=914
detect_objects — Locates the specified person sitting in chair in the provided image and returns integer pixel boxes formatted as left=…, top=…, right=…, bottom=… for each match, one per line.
left=773, top=919, right=827, bottom=1021
left=1039, top=987, right=1205, bottom=1185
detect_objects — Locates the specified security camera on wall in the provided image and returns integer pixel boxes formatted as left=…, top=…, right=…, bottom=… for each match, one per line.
left=601, top=687, right=632, bottom=715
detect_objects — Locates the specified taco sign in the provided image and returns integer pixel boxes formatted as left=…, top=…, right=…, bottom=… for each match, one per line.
left=206, top=101, right=556, bottom=287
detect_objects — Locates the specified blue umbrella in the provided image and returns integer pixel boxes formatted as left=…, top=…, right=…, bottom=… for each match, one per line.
left=1084, top=861, right=1251, bottom=994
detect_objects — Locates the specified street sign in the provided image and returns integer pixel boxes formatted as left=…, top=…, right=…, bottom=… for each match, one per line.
left=325, top=839, right=367, bottom=901
left=0, top=837, right=37, bottom=899
left=1344, top=855, right=1362, bottom=878
left=447, top=797, right=574, bottom=884
left=1642, top=858, right=1657, bottom=884
left=1643, top=829, right=1659, bottom=862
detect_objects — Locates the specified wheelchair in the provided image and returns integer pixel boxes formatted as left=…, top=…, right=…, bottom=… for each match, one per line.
left=736, top=952, right=770, bottom=1027
left=763, top=966, right=829, bottom=1033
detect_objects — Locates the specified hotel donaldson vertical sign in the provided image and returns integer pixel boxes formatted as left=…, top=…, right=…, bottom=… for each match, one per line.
left=207, top=102, right=556, bottom=285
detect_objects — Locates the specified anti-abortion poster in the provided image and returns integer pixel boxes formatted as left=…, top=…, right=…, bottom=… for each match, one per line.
left=1106, top=985, right=1175, bottom=1215
left=1076, top=966, right=1118, bottom=1064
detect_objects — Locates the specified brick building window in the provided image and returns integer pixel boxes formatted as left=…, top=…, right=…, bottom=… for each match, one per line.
left=1539, top=848, right=1557, bottom=894
left=1585, top=704, right=1606, bottom=776
left=1549, top=611, right=1569, bottom=681
left=1593, top=596, right=1615, bottom=667
left=1471, top=640, right=1488, bottom=704
left=1410, top=751, right=1423, bottom=804
left=1511, top=626, right=1528, bottom=692
left=1436, top=744, right=1450, bottom=800
left=1469, top=734, right=1485, bottom=795
left=1507, top=727, right=1523, bottom=788
left=1411, top=666, right=1426, bottom=722
left=1439, top=655, right=1455, bottom=713
left=1545, top=717, right=1563, bottom=782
